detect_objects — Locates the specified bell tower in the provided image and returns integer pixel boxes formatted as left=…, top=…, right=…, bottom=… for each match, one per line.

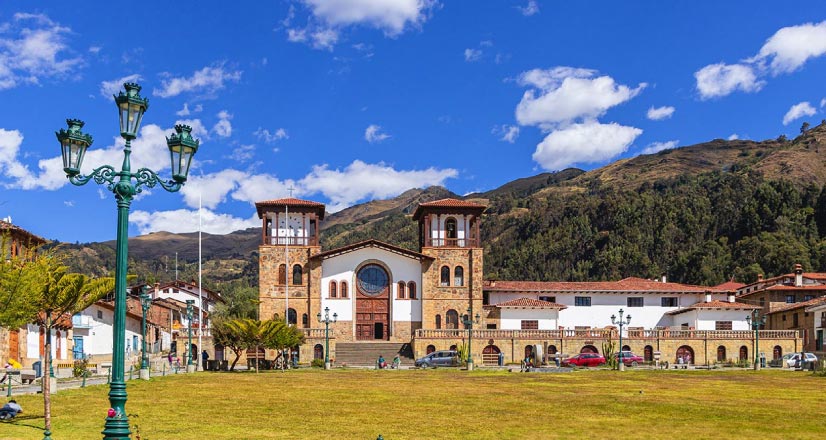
left=256, top=198, right=325, bottom=328
left=413, top=198, right=486, bottom=330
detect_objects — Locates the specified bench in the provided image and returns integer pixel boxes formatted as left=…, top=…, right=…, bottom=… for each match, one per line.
left=2, top=370, right=35, bottom=385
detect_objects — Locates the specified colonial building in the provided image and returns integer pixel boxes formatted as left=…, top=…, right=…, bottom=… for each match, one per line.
left=255, top=197, right=802, bottom=366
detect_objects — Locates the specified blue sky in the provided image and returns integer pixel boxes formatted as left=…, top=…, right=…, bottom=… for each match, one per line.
left=1, top=1, right=825, bottom=243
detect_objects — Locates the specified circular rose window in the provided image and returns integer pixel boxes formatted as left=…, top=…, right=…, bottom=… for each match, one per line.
left=357, top=264, right=388, bottom=296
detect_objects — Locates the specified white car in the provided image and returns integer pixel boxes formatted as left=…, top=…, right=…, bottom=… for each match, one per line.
left=785, top=352, right=817, bottom=368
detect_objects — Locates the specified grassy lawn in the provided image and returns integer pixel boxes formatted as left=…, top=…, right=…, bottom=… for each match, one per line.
left=2, top=368, right=824, bottom=439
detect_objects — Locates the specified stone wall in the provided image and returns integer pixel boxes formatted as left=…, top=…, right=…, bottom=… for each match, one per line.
left=421, top=247, right=484, bottom=329
left=258, top=244, right=321, bottom=326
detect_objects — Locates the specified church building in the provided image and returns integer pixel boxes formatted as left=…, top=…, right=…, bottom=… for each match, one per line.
left=256, top=197, right=802, bottom=367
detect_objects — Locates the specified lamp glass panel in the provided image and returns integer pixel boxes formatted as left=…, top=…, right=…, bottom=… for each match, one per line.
left=119, top=102, right=130, bottom=134
left=132, top=104, right=145, bottom=136
left=61, top=140, right=71, bottom=169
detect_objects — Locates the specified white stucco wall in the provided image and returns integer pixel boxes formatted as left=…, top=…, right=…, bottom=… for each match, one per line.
left=24, top=324, right=68, bottom=361
left=488, top=292, right=730, bottom=329
left=71, top=304, right=143, bottom=357
left=320, top=247, right=423, bottom=322
left=429, top=214, right=470, bottom=245
left=499, top=309, right=559, bottom=330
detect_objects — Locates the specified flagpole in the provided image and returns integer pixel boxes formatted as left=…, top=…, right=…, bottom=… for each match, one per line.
left=198, top=191, right=203, bottom=370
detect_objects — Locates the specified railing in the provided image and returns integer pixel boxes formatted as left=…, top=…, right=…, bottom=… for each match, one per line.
left=425, top=238, right=479, bottom=248
left=415, top=329, right=800, bottom=340
left=175, top=328, right=212, bottom=337
left=72, top=315, right=92, bottom=328
left=301, top=328, right=329, bottom=338
left=263, top=236, right=318, bottom=246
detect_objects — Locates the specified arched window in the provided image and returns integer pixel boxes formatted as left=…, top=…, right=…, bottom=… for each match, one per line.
left=340, top=281, right=348, bottom=298
left=302, top=313, right=308, bottom=327
left=547, top=345, right=558, bottom=354
left=580, top=345, right=599, bottom=354
left=435, top=314, right=442, bottom=329
left=329, top=281, right=337, bottom=298
left=440, top=266, right=450, bottom=286
left=314, top=344, right=324, bottom=360
left=643, top=345, right=653, bottom=362
left=717, top=345, right=727, bottom=362
left=446, top=309, right=459, bottom=329
left=449, top=344, right=457, bottom=351
left=773, top=345, right=782, bottom=360
left=621, top=345, right=631, bottom=352
left=278, top=264, right=287, bottom=285
left=288, top=308, right=297, bottom=325
left=445, top=217, right=457, bottom=246
left=482, top=344, right=501, bottom=365
left=408, top=282, right=416, bottom=299
left=292, top=264, right=303, bottom=285
left=676, top=345, right=694, bottom=364
left=739, top=345, right=748, bottom=361
left=454, top=266, right=464, bottom=287
left=397, top=281, right=406, bottom=299
left=426, top=345, right=436, bottom=354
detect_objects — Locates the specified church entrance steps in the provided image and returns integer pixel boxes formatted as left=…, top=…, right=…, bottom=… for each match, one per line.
left=334, top=342, right=414, bottom=367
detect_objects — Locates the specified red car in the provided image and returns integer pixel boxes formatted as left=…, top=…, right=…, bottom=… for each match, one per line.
left=562, top=353, right=606, bottom=367
left=615, top=351, right=644, bottom=367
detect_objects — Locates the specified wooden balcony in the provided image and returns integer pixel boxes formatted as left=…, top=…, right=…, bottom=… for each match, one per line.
left=414, top=329, right=800, bottom=340
left=262, top=236, right=318, bottom=246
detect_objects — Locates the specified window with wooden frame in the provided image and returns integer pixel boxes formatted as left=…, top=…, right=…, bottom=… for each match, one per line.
left=292, top=264, right=303, bottom=285
left=408, top=281, right=416, bottom=299
left=715, top=321, right=732, bottom=330
left=440, top=266, right=450, bottom=286
left=340, top=281, right=348, bottom=298
left=278, top=264, right=287, bottom=285
left=397, top=281, right=406, bottom=299
left=454, top=266, right=464, bottom=286
left=627, top=297, right=644, bottom=307
left=435, top=314, right=442, bottom=329
left=520, top=320, right=539, bottom=330
left=329, top=281, right=337, bottom=298
left=446, top=309, right=459, bottom=329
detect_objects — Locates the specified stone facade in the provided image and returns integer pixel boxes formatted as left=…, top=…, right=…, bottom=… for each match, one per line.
left=420, top=247, right=484, bottom=329
left=258, top=245, right=321, bottom=326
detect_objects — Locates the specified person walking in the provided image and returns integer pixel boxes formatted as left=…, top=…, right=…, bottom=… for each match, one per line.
left=202, top=350, right=209, bottom=371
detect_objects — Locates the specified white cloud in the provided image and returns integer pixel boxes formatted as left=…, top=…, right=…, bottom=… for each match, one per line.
left=365, top=124, right=391, bottom=143
left=694, top=63, right=763, bottom=100
left=728, top=134, right=740, bottom=140
left=299, top=160, right=457, bottom=212
left=782, top=101, right=817, bottom=125
left=492, top=125, right=520, bottom=143
left=532, top=122, right=642, bottom=170
left=228, top=144, right=255, bottom=162
left=254, top=127, right=289, bottom=143
left=640, top=140, right=679, bottom=155
left=821, top=98, right=826, bottom=108
left=515, top=67, right=646, bottom=129
left=88, top=46, right=101, bottom=54
left=752, top=21, right=826, bottom=74
left=212, top=110, right=232, bottom=137
left=63, top=200, right=74, bottom=207
left=153, top=65, right=242, bottom=98
left=464, top=48, right=482, bottom=62
left=174, top=119, right=209, bottom=140
left=646, top=105, right=675, bottom=121
left=518, top=0, right=539, bottom=16
left=175, top=103, right=202, bottom=116
left=302, top=0, right=435, bottom=35
left=0, top=13, right=84, bottom=90
left=130, top=208, right=260, bottom=235
left=99, top=74, right=142, bottom=98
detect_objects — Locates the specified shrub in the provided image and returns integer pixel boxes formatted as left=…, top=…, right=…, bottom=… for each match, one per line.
left=310, top=358, right=325, bottom=368
left=72, top=359, right=90, bottom=378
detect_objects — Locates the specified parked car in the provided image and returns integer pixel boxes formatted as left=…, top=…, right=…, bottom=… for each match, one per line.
left=562, top=353, right=606, bottom=367
left=785, top=352, right=818, bottom=368
left=614, top=351, right=644, bottom=367
left=415, top=350, right=459, bottom=368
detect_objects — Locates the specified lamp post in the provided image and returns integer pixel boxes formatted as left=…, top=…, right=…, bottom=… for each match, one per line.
left=746, top=309, right=766, bottom=371
left=139, top=286, right=151, bottom=380
left=316, top=307, right=338, bottom=370
left=186, top=300, right=195, bottom=373
left=611, top=309, right=632, bottom=371
left=57, top=82, right=199, bottom=440
left=461, top=308, right=481, bottom=371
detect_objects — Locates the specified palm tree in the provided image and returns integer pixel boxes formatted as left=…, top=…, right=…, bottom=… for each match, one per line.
left=35, top=256, right=114, bottom=438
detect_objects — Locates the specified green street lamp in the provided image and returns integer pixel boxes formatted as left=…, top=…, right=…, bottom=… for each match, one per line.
left=461, top=308, right=480, bottom=371
left=186, top=300, right=195, bottom=373
left=745, top=310, right=766, bottom=371
left=316, top=307, right=338, bottom=370
left=139, top=286, right=151, bottom=380
left=57, top=82, right=199, bottom=440
left=611, top=309, right=632, bottom=371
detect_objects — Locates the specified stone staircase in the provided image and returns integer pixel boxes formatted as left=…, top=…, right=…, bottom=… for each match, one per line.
left=334, top=342, right=415, bottom=367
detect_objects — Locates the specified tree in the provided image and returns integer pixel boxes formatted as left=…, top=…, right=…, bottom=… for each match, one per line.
left=33, top=256, right=114, bottom=437
left=801, top=122, right=810, bottom=133
left=0, top=237, right=44, bottom=329
left=212, top=318, right=304, bottom=371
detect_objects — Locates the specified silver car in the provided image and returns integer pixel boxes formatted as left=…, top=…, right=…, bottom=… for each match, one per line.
left=415, top=350, right=459, bottom=368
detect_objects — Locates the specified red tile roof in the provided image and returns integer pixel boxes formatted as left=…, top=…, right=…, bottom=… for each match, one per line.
left=666, top=300, right=760, bottom=315
left=495, top=297, right=567, bottom=309
left=484, top=277, right=722, bottom=294
left=255, top=198, right=326, bottom=219
left=412, top=198, right=486, bottom=220
left=0, top=220, right=46, bottom=244
left=310, top=239, right=434, bottom=262
left=714, top=281, right=746, bottom=290
left=763, top=285, right=826, bottom=291
left=766, top=296, right=826, bottom=315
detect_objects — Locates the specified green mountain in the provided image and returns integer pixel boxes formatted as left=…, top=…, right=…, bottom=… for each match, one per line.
left=54, top=122, right=826, bottom=290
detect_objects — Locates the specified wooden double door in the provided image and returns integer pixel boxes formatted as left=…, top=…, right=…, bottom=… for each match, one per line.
left=356, top=298, right=389, bottom=340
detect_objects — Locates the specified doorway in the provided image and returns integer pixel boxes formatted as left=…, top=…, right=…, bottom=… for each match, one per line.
left=355, top=264, right=390, bottom=341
